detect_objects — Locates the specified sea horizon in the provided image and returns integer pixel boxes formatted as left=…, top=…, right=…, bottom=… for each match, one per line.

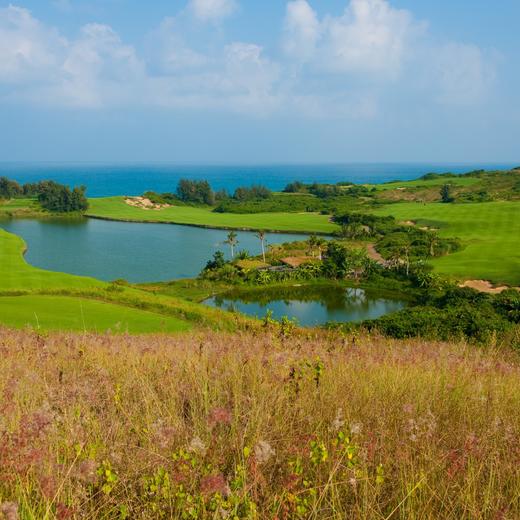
left=1, top=161, right=517, bottom=198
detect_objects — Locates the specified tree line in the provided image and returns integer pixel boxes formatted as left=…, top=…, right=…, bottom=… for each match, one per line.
left=146, top=179, right=273, bottom=207
left=0, top=177, right=88, bottom=213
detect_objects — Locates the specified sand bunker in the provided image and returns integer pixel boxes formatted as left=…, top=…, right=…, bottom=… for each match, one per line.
left=459, top=280, right=517, bottom=294
left=125, top=197, right=171, bottom=211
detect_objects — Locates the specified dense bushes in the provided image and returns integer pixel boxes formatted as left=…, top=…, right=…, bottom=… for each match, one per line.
left=365, top=287, right=520, bottom=344
left=176, top=179, right=215, bottom=205
left=0, top=177, right=88, bottom=213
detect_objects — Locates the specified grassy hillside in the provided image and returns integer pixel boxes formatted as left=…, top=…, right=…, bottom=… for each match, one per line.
left=86, top=196, right=338, bottom=234
left=372, top=201, right=520, bottom=285
left=1, top=327, right=519, bottom=518
left=0, top=295, right=189, bottom=333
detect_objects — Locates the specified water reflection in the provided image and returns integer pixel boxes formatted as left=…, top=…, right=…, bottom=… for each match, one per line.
left=204, top=286, right=406, bottom=326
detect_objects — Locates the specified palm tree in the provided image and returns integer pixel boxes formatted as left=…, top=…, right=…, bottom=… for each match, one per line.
left=427, top=232, right=438, bottom=257
left=315, top=237, right=327, bottom=260
left=308, top=235, right=318, bottom=257
left=256, top=230, right=267, bottom=262
left=225, top=231, right=239, bottom=258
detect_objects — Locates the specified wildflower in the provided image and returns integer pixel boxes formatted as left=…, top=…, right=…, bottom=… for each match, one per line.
left=332, top=408, right=345, bottom=431
left=200, top=474, right=230, bottom=497
left=76, top=460, right=98, bottom=485
left=402, top=403, right=414, bottom=415
left=0, top=502, right=19, bottom=520
left=208, top=407, right=232, bottom=427
left=56, top=503, right=73, bottom=520
left=152, top=420, right=176, bottom=449
left=350, top=422, right=362, bottom=435
left=254, top=441, right=275, bottom=465
left=189, top=436, right=207, bottom=456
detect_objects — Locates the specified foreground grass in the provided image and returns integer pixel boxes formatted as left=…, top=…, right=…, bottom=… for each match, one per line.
left=86, top=197, right=338, bottom=234
left=372, top=201, right=520, bottom=286
left=1, top=328, right=519, bottom=519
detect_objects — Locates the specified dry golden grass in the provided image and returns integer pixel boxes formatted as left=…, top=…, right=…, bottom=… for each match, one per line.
left=1, top=327, right=520, bottom=519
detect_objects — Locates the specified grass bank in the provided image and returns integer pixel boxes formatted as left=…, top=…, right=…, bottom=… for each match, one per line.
left=1, top=328, right=519, bottom=518
left=372, top=201, right=520, bottom=286
left=86, top=196, right=338, bottom=234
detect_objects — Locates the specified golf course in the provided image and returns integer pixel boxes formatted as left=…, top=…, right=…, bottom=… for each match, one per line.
left=86, top=196, right=338, bottom=233
left=373, top=201, right=520, bottom=285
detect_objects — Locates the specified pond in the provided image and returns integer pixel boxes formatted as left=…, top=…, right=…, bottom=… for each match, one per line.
left=0, top=218, right=306, bottom=283
left=203, top=285, right=407, bottom=326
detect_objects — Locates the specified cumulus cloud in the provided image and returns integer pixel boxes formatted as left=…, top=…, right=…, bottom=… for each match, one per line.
left=283, top=0, right=320, bottom=61
left=322, top=0, right=421, bottom=76
left=283, top=0, right=423, bottom=77
left=433, top=43, right=496, bottom=106
left=189, top=0, right=238, bottom=23
left=0, top=1, right=499, bottom=114
left=0, top=5, right=65, bottom=83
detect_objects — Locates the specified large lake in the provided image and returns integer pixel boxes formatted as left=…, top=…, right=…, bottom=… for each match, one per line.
left=204, top=286, right=407, bottom=326
left=0, top=218, right=305, bottom=283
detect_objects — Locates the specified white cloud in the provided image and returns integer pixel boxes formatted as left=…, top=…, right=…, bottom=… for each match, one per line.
left=283, top=0, right=320, bottom=61
left=323, top=0, right=420, bottom=76
left=0, top=2, right=499, bottom=115
left=189, top=0, right=238, bottom=23
left=0, top=5, right=65, bottom=83
left=283, top=0, right=422, bottom=77
left=434, top=43, right=496, bottom=106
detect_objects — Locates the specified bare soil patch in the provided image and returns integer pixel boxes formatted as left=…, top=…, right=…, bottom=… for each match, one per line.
left=124, top=197, right=171, bottom=211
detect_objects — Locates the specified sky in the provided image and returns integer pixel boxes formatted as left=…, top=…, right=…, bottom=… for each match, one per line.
left=0, top=0, right=519, bottom=164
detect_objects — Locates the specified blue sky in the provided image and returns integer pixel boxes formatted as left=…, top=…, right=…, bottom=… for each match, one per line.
left=0, top=0, right=519, bottom=163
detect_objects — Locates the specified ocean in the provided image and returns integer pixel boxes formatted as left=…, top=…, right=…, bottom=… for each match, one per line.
left=0, top=163, right=516, bottom=198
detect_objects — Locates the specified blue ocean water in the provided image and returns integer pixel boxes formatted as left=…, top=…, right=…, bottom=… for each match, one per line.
left=0, top=163, right=516, bottom=197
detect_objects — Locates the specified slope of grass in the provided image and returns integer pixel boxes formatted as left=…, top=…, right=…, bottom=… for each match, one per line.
left=372, top=201, right=520, bottom=285
left=86, top=196, right=338, bottom=234
left=370, top=176, right=480, bottom=191
left=0, top=295, right=190, bottom=333
left=1, top=328, right=519, bottom=518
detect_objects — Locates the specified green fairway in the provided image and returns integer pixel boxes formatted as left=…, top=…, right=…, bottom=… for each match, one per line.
left=372, top=201, right=520, bottom=285
left=0, top=295, right=190, bottom=333
left=86, top=197, right=338, bottom=234
left=370, top=177, right=480, bottom=191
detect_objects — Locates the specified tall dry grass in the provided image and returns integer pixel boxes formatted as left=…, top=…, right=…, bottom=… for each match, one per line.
left=1, top=326, right=520, bottom=519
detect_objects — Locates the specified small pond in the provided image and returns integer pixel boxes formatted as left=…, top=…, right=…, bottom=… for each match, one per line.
left=203, top=285, right=407, bottom=326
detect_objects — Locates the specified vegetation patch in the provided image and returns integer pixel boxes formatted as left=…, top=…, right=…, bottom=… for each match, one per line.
left=0, top=295, right=191, bottom=333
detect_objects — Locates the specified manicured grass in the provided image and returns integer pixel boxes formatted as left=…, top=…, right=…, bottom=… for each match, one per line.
left=86, top=196, right=338, bottom=234
left=370, top=177, right=480, bottom=191
left=372, top=201, right=520, bottom=285
left=0, top=295, right=190, bottom=333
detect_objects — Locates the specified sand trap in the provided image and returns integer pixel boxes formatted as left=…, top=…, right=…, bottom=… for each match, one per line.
left=125, top=197, right=171, bottom=211
left=459, top=280, right=517, bottom=294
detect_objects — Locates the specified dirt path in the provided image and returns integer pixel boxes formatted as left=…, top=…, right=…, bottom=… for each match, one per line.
left=367, top=244, right=387, bottom=266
